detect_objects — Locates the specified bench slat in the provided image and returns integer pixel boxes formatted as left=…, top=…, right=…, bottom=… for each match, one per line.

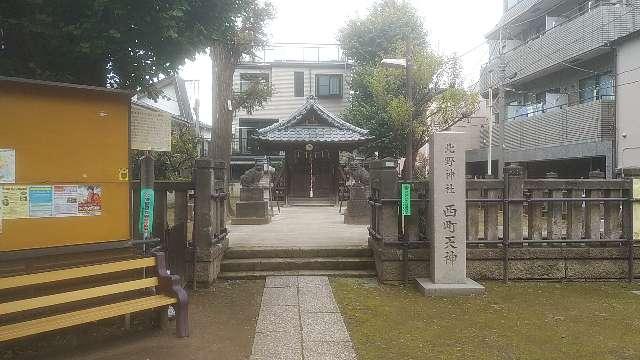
left=0, top=257, right=156, bottom=290
left=0, top=277, right=159, bottom=316
left=0, top=295, right=176, bottom=342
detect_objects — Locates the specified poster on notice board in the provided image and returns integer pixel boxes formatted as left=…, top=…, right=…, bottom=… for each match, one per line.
left=53, top=185, right=79, bottom=217
left=0, top=149, right=16, bottom=184
left=78, top=185, right=102, bottom=216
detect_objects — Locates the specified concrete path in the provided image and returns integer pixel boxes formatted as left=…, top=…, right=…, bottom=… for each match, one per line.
left=229, top=206, right=368, bottom=248
left=250, top=276, right=357, bottom=360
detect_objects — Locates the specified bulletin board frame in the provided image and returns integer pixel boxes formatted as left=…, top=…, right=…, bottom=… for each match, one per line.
left=0, top=77, right=132, bottom=252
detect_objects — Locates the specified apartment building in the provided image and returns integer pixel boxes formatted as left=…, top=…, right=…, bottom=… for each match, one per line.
left=231, top=60, right=351, bottom=178
left=470, top=0, right=640, bottom=178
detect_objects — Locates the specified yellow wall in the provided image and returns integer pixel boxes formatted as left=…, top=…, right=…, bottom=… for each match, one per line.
left=0, top=81, right=130, bottom=251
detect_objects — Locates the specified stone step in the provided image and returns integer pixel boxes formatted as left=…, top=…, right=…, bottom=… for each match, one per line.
left=222, top=257, right=375, bottom=272
left=220, top=269, right=377, bottom=280
left=225, top=246, right=373, bottom=259
left=287, top=197, right=334, bottom=206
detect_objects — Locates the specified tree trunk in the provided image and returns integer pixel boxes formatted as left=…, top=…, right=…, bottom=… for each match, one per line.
left=210, top=42, right=238, bottom=217
left=209, top=42, right=236, bottom=168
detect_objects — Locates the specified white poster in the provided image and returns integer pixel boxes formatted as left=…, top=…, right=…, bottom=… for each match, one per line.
left=0, top=149, right=16, bottom=184
left=0, top=187, right=3, bottom=234
left=130, top=104, right=172, bottom=151
left=53, top=185, right=79, bottom=217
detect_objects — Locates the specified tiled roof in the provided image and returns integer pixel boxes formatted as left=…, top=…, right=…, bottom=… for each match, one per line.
left=256, top=96, right=369, bottom=144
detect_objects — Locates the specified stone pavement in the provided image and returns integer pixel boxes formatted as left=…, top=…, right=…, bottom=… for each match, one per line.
left=229, top=206, right=368, bottom=248
left=250, top=276, right=357, bottom=360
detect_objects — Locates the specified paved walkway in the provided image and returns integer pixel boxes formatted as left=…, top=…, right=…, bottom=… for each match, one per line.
left=229, top=206, right=368, bottom=248
left=250, top=276, right=357, bottom=360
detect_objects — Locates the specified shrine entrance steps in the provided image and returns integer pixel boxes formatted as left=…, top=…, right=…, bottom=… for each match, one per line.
left=220, top=246, right=376, bottom=280
left=287, top=197, right=334, bottom=206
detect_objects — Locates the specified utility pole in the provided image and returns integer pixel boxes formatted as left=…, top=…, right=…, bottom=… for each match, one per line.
left=405, top=39, right=415, bottom=181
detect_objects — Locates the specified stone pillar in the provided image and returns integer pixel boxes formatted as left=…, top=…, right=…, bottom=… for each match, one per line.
left=368, top=159, right=402, bottom=281
left=416, top=132, right=484, bottom=296
left=369, top=159, right=399, bottom=242
left=193, top=158, right=218, bottom=287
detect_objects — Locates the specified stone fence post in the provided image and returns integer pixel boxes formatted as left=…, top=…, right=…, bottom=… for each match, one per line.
left=369, top=158, right=399, bottom=242
left=193, top=158, right=227, bottom=287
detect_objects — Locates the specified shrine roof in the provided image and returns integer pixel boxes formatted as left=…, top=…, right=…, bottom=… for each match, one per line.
left=256, top=96, right=370, bottom=144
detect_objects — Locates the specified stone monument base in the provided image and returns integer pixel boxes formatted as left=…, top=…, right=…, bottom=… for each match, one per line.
left=415, top=278, right=485, bottom=297
left=233, top=187, right=271, bottom=225
left=343, top=185, right=370, bottom=225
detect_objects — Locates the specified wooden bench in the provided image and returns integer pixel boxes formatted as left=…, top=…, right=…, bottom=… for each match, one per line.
left=0, top=252, right=188, bottom=342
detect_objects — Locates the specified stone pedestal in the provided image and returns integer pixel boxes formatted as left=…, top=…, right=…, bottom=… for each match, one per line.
left=194, top=236, right=228, bottom=285
left=233, top=187, right=271, bottom=225
left=344, top=184, right=370, bottom=225
left=416, top=132, right=485, bottom=296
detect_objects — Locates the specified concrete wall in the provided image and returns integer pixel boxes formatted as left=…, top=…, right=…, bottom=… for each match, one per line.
left=616, top=35, right=640, bottom=169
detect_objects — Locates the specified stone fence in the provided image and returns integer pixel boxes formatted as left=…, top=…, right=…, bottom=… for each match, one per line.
left=368, top=159, right=640, bottom=282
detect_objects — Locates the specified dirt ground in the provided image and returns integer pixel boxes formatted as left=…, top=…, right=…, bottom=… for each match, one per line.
left=332, top=279, right=640, bottom=360
left=2, top=280, right=264, bottom=360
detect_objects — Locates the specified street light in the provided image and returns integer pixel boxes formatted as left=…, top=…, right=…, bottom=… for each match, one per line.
left=381, top=50, right=414, bottom=180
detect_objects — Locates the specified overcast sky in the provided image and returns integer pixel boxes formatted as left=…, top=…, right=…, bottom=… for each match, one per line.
left=181, top=0, right=503, bottom=124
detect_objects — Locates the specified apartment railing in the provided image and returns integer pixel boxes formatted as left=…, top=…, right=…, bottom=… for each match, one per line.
left=480, top=1, right=639, bottom=91
left=479, top=99, right=615, bottom=150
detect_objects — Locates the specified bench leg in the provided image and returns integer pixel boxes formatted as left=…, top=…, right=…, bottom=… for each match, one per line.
left=159, top=307, right=169, bottom=330
left=176, top=302, right=189, bottom=338
left=123, top=313, right=132, bottom=331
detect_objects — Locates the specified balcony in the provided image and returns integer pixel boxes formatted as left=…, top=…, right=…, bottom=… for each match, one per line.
left=479, top=100, right=615, bottom=151
left=502, top=0, right=543, bottom=26
left=479, top=2, right=639, bottom=91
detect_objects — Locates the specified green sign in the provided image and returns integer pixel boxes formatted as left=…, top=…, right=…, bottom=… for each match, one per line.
left=138, top=188, right=155, bottom=239
left=401, top=183, right=411, bottom=216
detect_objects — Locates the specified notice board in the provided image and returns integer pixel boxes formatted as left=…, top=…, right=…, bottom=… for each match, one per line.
left=0, top=78, right=131, bottom=251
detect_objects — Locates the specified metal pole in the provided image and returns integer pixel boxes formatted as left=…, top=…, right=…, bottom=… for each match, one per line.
left=488, top=89, right=493, bottom=176
left=497, top=27, right=507, bottom=179
left=405, top=39, right=415, bottom=181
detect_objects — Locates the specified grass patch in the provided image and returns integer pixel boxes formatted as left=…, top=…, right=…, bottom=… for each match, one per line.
left=331, top=279, right=640, bottom=360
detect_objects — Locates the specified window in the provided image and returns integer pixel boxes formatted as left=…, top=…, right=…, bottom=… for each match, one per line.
left=239, top=73, right=269, bottom=93
left=294, top=72, right=305, bottom=97
left=579, top=73, right=615, bottom=104
left=315, top=74, right=343, bottom=97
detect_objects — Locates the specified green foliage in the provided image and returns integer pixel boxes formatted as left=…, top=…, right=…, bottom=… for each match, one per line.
left=0, top=0, right=238, bottom=95
left=338, top=0, right=428, bottom=67
left=233, top=77, right=274, bottom=115
left=339, top=0, right=479, bottom=160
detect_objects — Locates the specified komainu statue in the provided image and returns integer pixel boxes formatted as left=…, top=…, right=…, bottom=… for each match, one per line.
left=349, top=164, right=369, bottom=186
left=240, top=165, right=263, bottom=188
